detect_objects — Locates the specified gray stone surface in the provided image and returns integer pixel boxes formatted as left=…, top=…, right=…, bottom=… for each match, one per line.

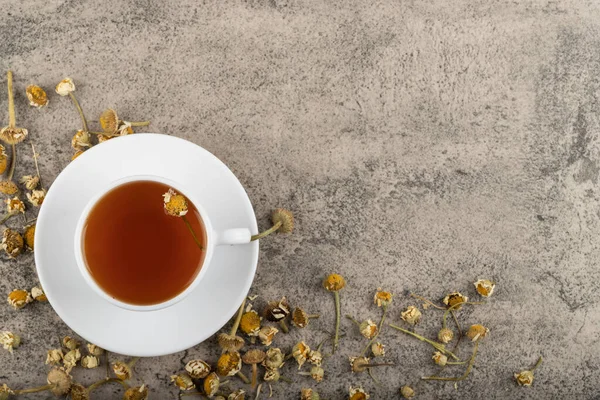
left=0, top=0, right=599, bottom=398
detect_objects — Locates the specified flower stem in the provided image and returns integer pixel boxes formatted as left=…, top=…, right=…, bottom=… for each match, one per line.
left=237, top=371, right=250, bottom=384
left=127, top=357, right=139, bottom=368
left=389, top=324, right=459, bottom=360
left=128, top=121, right=150, bottom=127
left=279, top=375, right=292, bottom=383
left=182, top=215, right=205, bottom=250
left=0, top=212, right=16, bottom=224
left=88, top=377, right=130, bottom=393
left=7, top=71, right=15, bottom=129
left=278, top=320, right=289, bottom=333
left=106, top=351, right=110, bottom=379
left=250, top=221, right=282, bottom=241
left=410, top=293, right=446, bottom=310
left=333, top=291, right=341, bottom=354
left=345, top=315, right=360, bottom=327
left=422, top=342, right=479, bottom=381
left=230, top=297, right=247, bottom=336
left=8, top=144, right=16, bottom=181
left=68, top=92, right=88, bottom=132
left=361, top=305, right=387, bottom=356
left=531, top=356, right=543, bottom=372
left=31, top=142, right=42, bottom=189
left=14, top=383, right=55, bottom=394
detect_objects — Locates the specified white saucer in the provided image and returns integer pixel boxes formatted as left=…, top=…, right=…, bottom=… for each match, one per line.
left=35, top=134, right=258, bottom=356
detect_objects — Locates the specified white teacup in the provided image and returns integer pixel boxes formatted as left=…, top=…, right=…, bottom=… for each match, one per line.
left=73, top=174, right=252, bottom=312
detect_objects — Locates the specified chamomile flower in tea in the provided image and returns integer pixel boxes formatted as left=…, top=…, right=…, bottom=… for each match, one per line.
left=0, top=331, right=20, bottom=353
left=20, top=175, right=39, bottom=190
left=2, top=228, right=24, bottom=258
left=474, top=279, right=496, bottom=297
left=7, top=289, right=32, bottom=309
left=27, top=189, right=46, bottom=207
left=162, top=188, right=188, bottom=217
left=26, top=85, right=48, bottom=108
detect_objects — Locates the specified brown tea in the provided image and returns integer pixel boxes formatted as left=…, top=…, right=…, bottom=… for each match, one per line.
left=82, top=180, right=206, bottom=305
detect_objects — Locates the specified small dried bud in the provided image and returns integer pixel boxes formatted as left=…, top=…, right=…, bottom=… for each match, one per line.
left=349, top=356, right=370, bottom=373
left=86, top=343, right=104, bottom=356
left=7, top=289, right=32, bottom=309
left=46, top=348, right=64, bottom=365
left=272, top=208, right=294, bottom=233
left=263, top=368, right=281, bottom=382
left=474, top=279, right=496, bottom=297
left=2, top=228, right=23, bottom=257
left=24, top=224, right=35, bottom=251
left=113, top=361, right=132, bottom=380
left=123, top=385, right=149, bottom=400
left=26, top=85, right=49, bottom=108
left=258, top=325, right=279, bottom=346
left=301, top=388, right=320, bottom=400
left=0, top=146, right=7, bottom=175
left=466, top=324, right=489, bottom=342
left=432, top=351, right=447, bottom=366
left=163, top=188, right=188, bottom=217
left=349, top=387, right=370, bottom=400
left=514, top=370, right=535, bottom=386
left=228, top=389, right=246, bottom=400
left=55, top=78, right=75, bottom=96
left=0, top=127, right=28, bottom=145
left=400, top=385, right=415, bottom=398
left=63, top=336, right=80, bottom=350
left=72, top=130, right=91, bottom=150
left=47, top=367, right=72, bottom=396
left=0, top=181, right=18, bottom=195
left=359, top=320, right=378, bottom=339
left=373, top=288, right=393, bottom=307
left=170, top=373, right=194, bottom=391
left=0, top=331, right=20, bottom=353
left=203, top=372, right=221, bottom=396
left=293, top=341, right=311, bottom=369
left=323, top=273, right=346, bottom=291
left=240, top=310, right=262, bottom=336
left=292, top=307, right=310, bottom=328
left=216, top=351, right=242, bottom=376
left=69, top=383, right=88, bottom=400
left=438, top=328, right=454, bottom=344
left=217, top=333, right=245, bottom=352
left=264, top=297, right=290, bottom=322
left=443, top=292, right=468, bottom=310
left=27, top=189, right=46, bottom=207
left=309, top=366, right=324, bottom=382
left=371, top=342, right=385, bottom=357
left=242, top=349, right=266, bottom=367
left=63, top=348, right=81, bottom=371
left=20, top=175, right=39, bottom=190
left=117, top=121, right=134, bottom=136
left=0, top=384, right=13, bottom=400
left=81, top=355, right=100, bottom=369
left=400, top=306, right=422, bottom=325
left=100, top=109, right=119, bottom=135
left=185, top=359, right=211, bottom=379
left=263, top=348, right=284, bottom=370
left=307, top=350, right=323, bottom=366
left=5, top=197, right=25, bottom=214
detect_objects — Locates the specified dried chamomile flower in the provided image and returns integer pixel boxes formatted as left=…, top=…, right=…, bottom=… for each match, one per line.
left=24, top=224, right=35, bottom=250
left=86, top=343, right=104, bottom=356
left=438, top=328, right=454, bottom=344
left=5, top=197, right=25, bottom=214
left=63, top=336, right=80, bottom=350
left=0, top=127, right=28, bottom=145
left=264, top=297, right=291, bottom=322
left=228, top=389, right=246, bottom=400
left=308, top=366, right=324, bottom=382
left=0, top=181, right=18, bottom=195
left=216, top=351, right=242, bottom=376
left=240, top=310, right=261, bottom=336
left=466, top=324, right=489, bottom=342
left=70, top=383, right=88, bottom=400
left=374, top=288, right=393, bottom=307
left=0, top=146, right=7, bottom=175
left=185, top=359, right=211, bottom=379
left=0, top=331, right=20, bottom=353
left=81, top=354, right=99, bottom=368
left=349, top=386, right=370, bottom=400
left=0, top=383, right=13, bottom=400
left=72, top=150, right=85, bottom=160
left=47, top=367, right=72, bottom=396
left=258, top=325, right=279, bottom=346
left=272, top=208, right=294, bottom=233
left=443, top=292, right=468, bottom=310
left=27, top=189, right=46, bottom=207
left=301, top=388, right=320, bottom=400
left=349, top=356, right=370, bottom=373
left=171, top=373, right=194, bottom=391
left=20, top=175, right=39, bottom=190
left=307, top=349, right=323, bottom=366
left=243, top=349, right=266, bottom=389
left=515, top=357, right=542, bottom=387
left=113, top=361, right=132, bottom=380
left=323, top=273, right=346, bottom=291
left=26, top=85, right=48, bottom=108
left=324, top=273, right=345, bottom=354
left=63, top=348, right=81, bottom=372
left=55, top=78, right=75, bottom=96
left=203, top=372, right=222, bottom=396
left=217, top=333, right=245, bottom=352
left=163, top=188, right=188, bottom=217
left=263, top=347, right=284, bottom=370
left=124, top=385, right=148, bottom=400
left=293, top=341, right=311, bottom=369
left=264, top=368, right=281, bottom=382
left=117, top=121, right=134, bottom=136
left=359, top=320, right=378, bottom=339
left=71, top=130, right=91, bottom=150
left=432, top=351, right=447, bottom=366
left=7, top=289, right=32, bottom=309
left=474, top=279, right=496, bottom=297
left=31, top=286, right=47, bottom=302
left=400, top=305, right=422, bottom=325
left=2, top=228, right=23, bottom=258
left=292, top=307, right=319, bottom=328
left=371, top=342, right=385, bottom=357
left=400, top=385, right=415, bottom=399
left=99, top=109, right=119, bottom=135
left=46, top=348, right=64, bottom=365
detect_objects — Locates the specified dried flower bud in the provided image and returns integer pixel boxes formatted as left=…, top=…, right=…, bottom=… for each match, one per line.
left=292, top=307, right=309, bottom=328
left=7, top=289, right=32, bottom=309
left=97, top=134, right=112, bottom=144
left=216, top=351, right=242, bottom=376
left=20, top=175, right=39, bottom=190
left=307, top=350, right=323, bottom=366
left=2, top=228, right=23, bottom=258
left=163, top=188, right=188, bottom=217
left=185, top=359, right=211, bottom=379
left=443, top=292, right=468, bottom=310
left=5, top=197, right=25, bottom=214
left=113, top=361, right=132, bottom=380
left=123, top=385, right=148, bottom=400
left=117, top=121, right=134, bottom=136
left=217, top=333, right=245, bottom=352
left=264, top=297, right=290, bottom=322
left=55, top=78, right=75, bottom=96
left=203, top=372, right=221, bottom=396
left=0, top=383, right=13, bottom=400
left=400, top=385, right=415, bottom=398
left=301, top=388, right=320, bottom=400
left=23, top=224, right=35, bottom=251
left=263, top=348, right=284, bottom=370
left=171, top=373, right=194, bottom=391
left=100, top=109, right=119, bottom=135
left=272, top=208, right=294, bottom=233
left=0, top=331, right=20, bottom=353
left=373, top=288, right=393, bottom=307
left=293, top=341, right=311, bottom=369
left=72, top=130, right=91, bottom=150
left=323, top=273, right=346, bottom=291
left=63, top=336, right=80, bottom=350
left=46, top=348, right=64, bottom=365
left=63, top=348, right=81, bottom=371
left=0, top=146, right=7, bottom=175
left=432, top=351, right=447, bottom=366
left=371, top=342, right=385, bottom=357
left=240, top=310, right=261, bottom=336
left=309, top=366, right=324, bottom=382
left=258, top=325, right=279, bottom=346
left=400, top=306, right=422, bottom=325
left=264, top=368, right=281, bottom=382
left=349, top=356, right=370, bottom=373
left=359, top=320, right=378, bottom=339
left=228, top=389, right=246, bottom=400
left=72, top=150, right=85, bottom=160
left=349, top=386, right=370, bottom=400
left=70, top=383, right=89, bottom=400
left=0, top=181, right=18, bottom=195
left=86, top=343, right=104, bottom=356
left=466, top=324, right=489, bottom=342
left=27, top=189, right=46, bottom=207
left=437, top=328, right=454, bottom=344
left=0, top=127, right=28, bottom=145
left=26, top=85, right=48, bottom=108
left=47, top=367, right=72, bottom=396
left=474, top=279, right=496, bottom=297
left=81, top=355, right=99, bottom=369
left=514, top=370, right=534, bottom=386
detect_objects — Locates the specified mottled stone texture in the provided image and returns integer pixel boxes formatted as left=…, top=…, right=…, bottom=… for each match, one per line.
left=0, top=0, right=599, bottom=398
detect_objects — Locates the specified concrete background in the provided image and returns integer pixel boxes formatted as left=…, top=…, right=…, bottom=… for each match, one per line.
left=0, top=0, right=599, bottom=398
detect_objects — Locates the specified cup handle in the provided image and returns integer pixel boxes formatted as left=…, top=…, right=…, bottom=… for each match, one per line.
left=215, top=228, right=252, bottom=245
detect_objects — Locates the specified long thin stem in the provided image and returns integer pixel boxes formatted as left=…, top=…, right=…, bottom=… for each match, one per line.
left=279, top=376, right=292, bottom=384
left=88, top=377, right=129, bottom=393
left=106, top=351, right=110, bottom=379
left=182, top=215, right=205, bottom=250
left=368, top=368, right=379, bottom=384
left=361, top=305, right=387, bottom=356
left=531, top=356, right=543, bottom=372
left=389, top=324, right=459, bottom=360
left=0, top=212, right=16, bottom=224
left=230, top=298, right=247, bottom=336
left=422, top=342, right=479, bottom=381
left=332, top=291, right=341, bottom=354
left=251, top=221, right=282, bottom=241
left=7, top=71, right=15, bottom=128
left=255, top=384, right=262, bottom=400
left=237, top=371, right=250, bottom=384
left=127, top=357, right=139, bottom=368
left=8, top=144, right=16, bottom=181
left=31, top=142, right=42, bottom=189
left=68, top=92, right=88, bottom=132
left=410, top=293, right=446, bottom=310
left=128, top=121, right=150, bottom=127
left=14, top=383, right=55, bottom=394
